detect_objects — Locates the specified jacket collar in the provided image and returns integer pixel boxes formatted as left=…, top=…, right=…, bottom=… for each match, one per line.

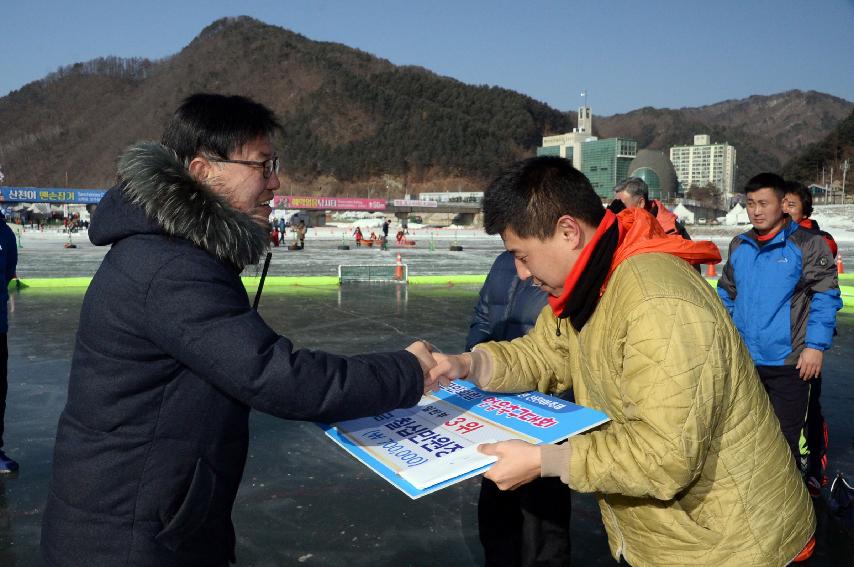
left=117, top=142, right=269, bottom=269
left=741, top=217, right=798, bottom=248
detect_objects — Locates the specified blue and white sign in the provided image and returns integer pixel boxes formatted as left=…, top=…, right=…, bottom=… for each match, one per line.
left=0, top=187, right=107, bottom=204
left=320, top=381, right=609, bottom=499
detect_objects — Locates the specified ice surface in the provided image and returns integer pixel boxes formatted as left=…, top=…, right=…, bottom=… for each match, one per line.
left=1, top=283, right=852, bottom=565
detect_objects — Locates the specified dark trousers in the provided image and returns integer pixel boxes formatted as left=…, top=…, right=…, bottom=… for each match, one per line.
left=805, top=375, right=827, bottom=479
left=756, top=365, right=810, bottom=469
left=478, top=476, right=571, bottom=567
left=0, top=333, right=7, bottom=449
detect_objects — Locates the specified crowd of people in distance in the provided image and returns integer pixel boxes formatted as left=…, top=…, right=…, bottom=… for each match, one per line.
left=268, top=216, right=306, bottom=249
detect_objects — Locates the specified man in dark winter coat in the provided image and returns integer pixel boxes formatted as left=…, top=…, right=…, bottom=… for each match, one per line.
left=41, top=94, right=436, bottom=567
left=0, top=212, right=18, bottom=474
left=467, top=252, right=573, bottom=567
left=466, top=252, right=548, bottom=352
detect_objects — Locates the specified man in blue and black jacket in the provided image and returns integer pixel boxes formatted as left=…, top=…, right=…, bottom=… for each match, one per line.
left=717, top=173, right=842, bottom=476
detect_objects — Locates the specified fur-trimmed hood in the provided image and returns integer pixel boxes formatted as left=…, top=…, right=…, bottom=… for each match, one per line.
left=89, top=142, right=269, bottom=268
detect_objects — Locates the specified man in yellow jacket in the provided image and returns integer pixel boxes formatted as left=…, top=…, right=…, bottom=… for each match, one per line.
left=430, top=156, right=815, bottom=566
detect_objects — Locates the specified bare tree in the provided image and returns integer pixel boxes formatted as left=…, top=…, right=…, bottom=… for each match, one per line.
left=686, top=181, right=722, bottom=209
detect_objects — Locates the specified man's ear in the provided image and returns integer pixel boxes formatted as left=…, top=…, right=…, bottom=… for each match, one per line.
left=556, top=215, right=582, bottom=247
left=188, top=156, right=211, bottom=182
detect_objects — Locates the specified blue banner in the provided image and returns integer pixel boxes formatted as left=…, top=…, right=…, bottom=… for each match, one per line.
left=0, top=187, right=107, bottom=204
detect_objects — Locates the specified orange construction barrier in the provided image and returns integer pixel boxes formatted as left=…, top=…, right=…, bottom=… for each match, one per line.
left=705, top=263, right=718, bottom=277
left=394, top=252, right=404, bottom=281
left=837, top=255, right=844, bottom=274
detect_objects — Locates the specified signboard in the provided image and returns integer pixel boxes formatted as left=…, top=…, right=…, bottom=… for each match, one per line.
left=274, top=195, right=386, bottom=211
left=418, top=192, right=483, bottom=203
left=320, top=381, right=609, bottom=499
left=0, top=187, right=107, bottom=204
left=392, top=199, right=438, bottom=208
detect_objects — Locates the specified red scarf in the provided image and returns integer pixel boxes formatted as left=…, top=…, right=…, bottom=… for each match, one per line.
left=549, top=208, right=721, bottom=321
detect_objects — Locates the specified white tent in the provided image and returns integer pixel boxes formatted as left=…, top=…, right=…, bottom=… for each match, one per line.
left=672, top=203, right=695, bottom=224
left=725, top=203, right=750, bottom=226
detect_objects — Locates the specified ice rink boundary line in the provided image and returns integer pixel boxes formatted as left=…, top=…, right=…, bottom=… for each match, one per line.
left=9, top=276, right=854, bottom=314
left=12, top=273, right=853, bottom=287
left=8, top=275, right=488, bottom=289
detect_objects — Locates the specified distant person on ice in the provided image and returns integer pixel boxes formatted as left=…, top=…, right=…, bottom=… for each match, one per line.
left=428, top=156, right=817, bottom=565
left=295, top=220, right=306, bottom=249
left=41, top=93, right=437, bottom=567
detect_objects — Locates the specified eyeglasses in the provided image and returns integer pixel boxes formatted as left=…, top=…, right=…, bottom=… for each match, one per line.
left=208, top=156, right=280, bottom=179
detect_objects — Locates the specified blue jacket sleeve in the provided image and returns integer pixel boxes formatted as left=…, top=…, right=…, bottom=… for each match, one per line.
left=716, top=239, right=739, bottom=317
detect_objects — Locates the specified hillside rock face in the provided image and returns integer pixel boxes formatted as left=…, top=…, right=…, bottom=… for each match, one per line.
left=782, top=107, right=854, bottom=184
left=595, top=91, right=852, bottom=188
left=0, top=16, right=850, bottom=194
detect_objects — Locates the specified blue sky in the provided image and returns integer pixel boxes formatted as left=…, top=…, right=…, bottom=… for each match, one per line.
left=2, top=0, right=852, bottom=115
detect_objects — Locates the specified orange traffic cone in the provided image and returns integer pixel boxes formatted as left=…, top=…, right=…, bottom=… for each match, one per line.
left=394, top=252, right=404, bottom=281
left=705, top=263, right=718, bottom=277
left=837, top=255, right=844, bottom=274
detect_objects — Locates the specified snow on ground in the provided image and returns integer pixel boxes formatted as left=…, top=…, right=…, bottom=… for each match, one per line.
left=10, top=203, right=854, bottom=278
left=808, top=205, right=854, bottom=242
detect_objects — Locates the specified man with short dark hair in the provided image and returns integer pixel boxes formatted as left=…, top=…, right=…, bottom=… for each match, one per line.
left=41, top=93, right=437, bottom=566
left=717, top=173, right=842, bottom=482
left=429, top=157, right=817, bottom=565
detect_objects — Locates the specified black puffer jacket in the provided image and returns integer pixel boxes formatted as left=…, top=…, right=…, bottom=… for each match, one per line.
left=465, top=251, right=548, bottom=350
left=41, top=143, right=423, bottom=567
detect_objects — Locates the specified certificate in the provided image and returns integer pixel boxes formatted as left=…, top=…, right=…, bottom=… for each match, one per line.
left=319, top=381, right=609, bottom=499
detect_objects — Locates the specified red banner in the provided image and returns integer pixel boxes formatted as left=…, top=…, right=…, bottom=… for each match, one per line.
left=274, top=195, right=386, bottom=211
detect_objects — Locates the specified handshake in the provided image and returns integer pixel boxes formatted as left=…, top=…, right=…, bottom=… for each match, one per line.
left=405, top=340, right=471, bottom=396
left=404, top=340, right=543, bottom=491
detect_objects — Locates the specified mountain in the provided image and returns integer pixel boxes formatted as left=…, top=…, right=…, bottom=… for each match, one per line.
left=594, top=91, right=853, bottom=189
left=0, top=16, right=851, bottom=196
left=781, top=107, right=854, bottom=184
left=0, top=16, right=570, bottom=194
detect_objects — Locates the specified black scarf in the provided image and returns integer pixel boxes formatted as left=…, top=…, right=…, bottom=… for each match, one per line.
left=559, top=200, right=624, bottom=332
